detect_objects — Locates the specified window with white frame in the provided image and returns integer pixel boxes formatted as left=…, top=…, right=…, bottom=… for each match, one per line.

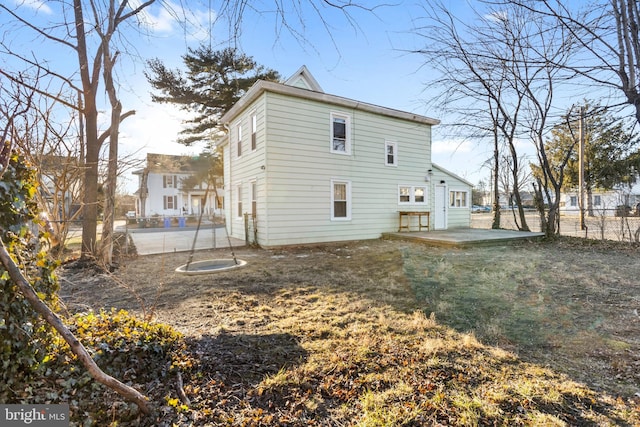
left=163, top=175, right=177, bottom=188
left=236, top=123, right=242, bottom=157
left=330, top=112, right=351, bottom=154
left=251, top=112, right=257, bottom=151
left=331, top=180, right=351, bottom=220
left=251, top=180, right=257, bottom=217
left=594, top=195, right=601, bottom=206
left=398, top=185, right=428, bottom=205
left=236, top=184, right=243, bottom=218
left=163, top=195, right=177, bottom=210
left=385, top=141, right=397, bottom=166
left=449, top=190, right=468, bottom=208
left=569, top=196, right=577, bottom=207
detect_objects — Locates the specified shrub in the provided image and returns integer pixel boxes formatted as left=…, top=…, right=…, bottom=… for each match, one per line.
left=0, top=151, right=60, bottom=402
left=44, top=309, right=188, bottom=425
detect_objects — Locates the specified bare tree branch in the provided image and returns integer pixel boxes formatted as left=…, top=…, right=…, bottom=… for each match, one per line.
left=0, top=237, right=150, bottom=414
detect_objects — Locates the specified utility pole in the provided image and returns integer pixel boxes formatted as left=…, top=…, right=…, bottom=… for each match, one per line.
left=579, top=106, right=586, bottom=231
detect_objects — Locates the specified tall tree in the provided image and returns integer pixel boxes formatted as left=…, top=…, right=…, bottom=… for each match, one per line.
left=542, top=103, right=639, bottom=215
left=415, top=1, right=577, bottom=236
left=505, top=0, right=640, bottom=125
left=0, top=0, right=156, bottom=263
left=146, top=47, right=280, bottom=147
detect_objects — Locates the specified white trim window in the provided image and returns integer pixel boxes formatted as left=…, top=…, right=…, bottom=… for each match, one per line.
left=251, top=112, right=257, bottom=151
left=236, top=184, right=243, bottom=218
left=330, top=112, right=351, bottom=154
left=398, top=185, right=428, bottom=205
left=163, top=175, right=177, bottom=188
left=236, top=123, right=243, bottom=157
left=250, top=180, right=257, bottom=217
left=385, top=141, right=397, bottom=166
left=449, top=190, right=468, bottom=208
left=163, top=195, right=177, bottom=210
left=331, top=180, right=351, bottom=220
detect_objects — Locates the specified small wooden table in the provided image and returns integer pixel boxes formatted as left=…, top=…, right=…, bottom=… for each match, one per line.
left=398, top=211, right=430, bottom=232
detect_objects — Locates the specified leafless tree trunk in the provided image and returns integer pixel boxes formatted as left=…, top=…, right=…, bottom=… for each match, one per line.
left=0, top=1, right=155, bottom=262
left=1, top=76, right=150, bottom=414
left=414, top=1, right=579, bottom=236
left=413, top=1, right=533, bottom=230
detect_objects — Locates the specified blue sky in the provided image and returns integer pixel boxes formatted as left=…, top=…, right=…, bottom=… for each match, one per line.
left=1, top=0, right=589, bottom=192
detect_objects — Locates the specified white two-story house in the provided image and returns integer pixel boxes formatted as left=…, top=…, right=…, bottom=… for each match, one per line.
left=218, top=66, right=471, bottom=247
left=133, top=153, right=222, bottom=219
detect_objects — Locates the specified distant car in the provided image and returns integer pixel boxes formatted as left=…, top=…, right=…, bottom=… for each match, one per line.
left=125, top=211, right=136, bottom=218
left=472, top=205, right=491, bottom=213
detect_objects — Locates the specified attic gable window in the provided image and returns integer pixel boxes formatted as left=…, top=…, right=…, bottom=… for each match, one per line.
left=330, top=112, right=351, bottom=155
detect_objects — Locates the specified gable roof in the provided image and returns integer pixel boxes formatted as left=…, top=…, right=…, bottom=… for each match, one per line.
left=284, top=65, right=324, bottom=92
left=220, top=67, right=439, bottom=130
left=432, top=163, right=474, bottom=187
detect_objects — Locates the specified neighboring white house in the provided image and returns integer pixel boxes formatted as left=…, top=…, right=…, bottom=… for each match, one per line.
left=218, top=66, right=472, bottom=247
left=561, top=182, right=640, bottom=216
left=132, top=153, right=222, bottom=219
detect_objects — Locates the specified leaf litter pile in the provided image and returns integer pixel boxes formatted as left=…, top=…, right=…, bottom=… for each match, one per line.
left=60, top=238, right=640, bottom=425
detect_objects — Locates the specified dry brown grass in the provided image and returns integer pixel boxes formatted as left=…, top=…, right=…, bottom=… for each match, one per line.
left=59, top=238, right=640, bottom=425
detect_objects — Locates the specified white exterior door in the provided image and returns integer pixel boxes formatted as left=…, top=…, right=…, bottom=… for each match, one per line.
left=434, top=184, right=447, bottom=230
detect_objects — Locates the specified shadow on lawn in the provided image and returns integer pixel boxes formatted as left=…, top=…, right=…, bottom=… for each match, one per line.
left=185, top=332, right=308, bottom=385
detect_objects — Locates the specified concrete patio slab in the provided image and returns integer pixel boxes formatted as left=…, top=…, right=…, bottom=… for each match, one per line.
left=382, top=228, right=545, bottom=247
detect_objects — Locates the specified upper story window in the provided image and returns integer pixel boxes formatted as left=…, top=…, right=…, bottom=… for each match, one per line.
left=449, top=190, right=468, bottom=208
left=163, top=175, right=177, bottom=189
left=251, top=112, right=257, bottom=151
left=398, top=185, right=427, bottom=205
left=385, top=141, right=397, bottom=166
left=330, top=112, right=351, bottom=155
left=236, top=123, right=243, bottom=157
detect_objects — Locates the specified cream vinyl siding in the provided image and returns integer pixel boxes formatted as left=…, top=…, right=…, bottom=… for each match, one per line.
left=257, top=91, right=433, bottom=246
left=431, top=165, right=472, bottom=229
left=223, top=95, right=267, bottom=240
left=222, top=86, right=469, bottom=246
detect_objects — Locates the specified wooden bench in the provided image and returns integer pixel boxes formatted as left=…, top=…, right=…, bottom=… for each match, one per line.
left=398, top=211, right=430, bottom=232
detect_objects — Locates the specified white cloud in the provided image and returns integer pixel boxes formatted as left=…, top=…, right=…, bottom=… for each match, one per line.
left=13, top=0, right=52, bottom=14
left=130, top=1, right=215, bottom=42
left=119, top=102, right=196, bottom=157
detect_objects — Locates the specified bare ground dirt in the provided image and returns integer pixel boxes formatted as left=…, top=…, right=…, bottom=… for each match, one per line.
left=58, top=237, right=640, bottom=425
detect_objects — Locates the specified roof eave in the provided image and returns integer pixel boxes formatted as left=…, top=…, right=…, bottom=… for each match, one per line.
left=220, top=80, right=440, bottom=126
